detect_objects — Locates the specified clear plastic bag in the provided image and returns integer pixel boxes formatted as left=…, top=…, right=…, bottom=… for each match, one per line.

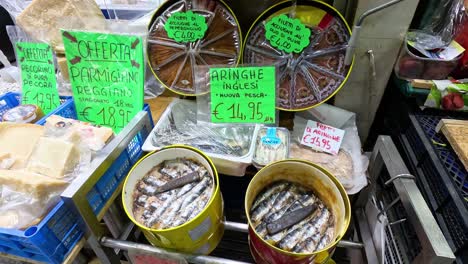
left=146, top=0, right=242, bottom=96
left=289, top=103, right=368, bottom=194
left=420, top=0, right=467, bottom=49
left=243, top=1, right=351, bottom=111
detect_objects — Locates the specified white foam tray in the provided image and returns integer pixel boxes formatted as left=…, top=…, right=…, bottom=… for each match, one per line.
left=142, top=99, right=259, bottom=176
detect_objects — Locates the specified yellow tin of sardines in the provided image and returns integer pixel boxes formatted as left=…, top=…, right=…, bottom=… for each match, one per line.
left=122, top=145, right=224, bottom=254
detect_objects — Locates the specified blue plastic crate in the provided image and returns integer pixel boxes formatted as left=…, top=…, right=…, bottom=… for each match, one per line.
left=0, top=201, right=83, bottom=264
left=0, top=98, right=154, bottom=263
left=0, top=92, right=71, bottom=122
left=44, top=100, right=154, bottom=215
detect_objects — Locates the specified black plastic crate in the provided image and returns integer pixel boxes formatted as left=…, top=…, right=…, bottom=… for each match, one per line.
left=402, top=113, right=468, bottom=261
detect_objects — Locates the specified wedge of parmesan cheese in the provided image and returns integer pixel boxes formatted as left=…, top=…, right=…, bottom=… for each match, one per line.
left=26, top=137, right=80, bottom=179
left=16, top=0, right=106, bottom=52
left=0, top=169, right=67, bottom=198
left=0, top=123, right=45, bottom=169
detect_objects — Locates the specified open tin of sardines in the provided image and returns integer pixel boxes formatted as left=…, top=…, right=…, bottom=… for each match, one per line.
left=245, top=159, right=350, bottom=264
left=122, top=145, right=224, bottom=254
left=142, top=99, right=260, bottom=176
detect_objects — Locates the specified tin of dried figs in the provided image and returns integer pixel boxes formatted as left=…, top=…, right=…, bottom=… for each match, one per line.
left=147, top=0, right=242, bottom=96
left=243, top=0, right=353, bottom=111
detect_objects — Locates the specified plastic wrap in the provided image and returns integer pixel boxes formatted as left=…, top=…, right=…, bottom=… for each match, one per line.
left=0, top=116, right=114, bottom=229
left=289, top=104, right=368, bottom=194
left=0, top=184, right=64, bottom=229
left=151, top=99, right=255, bottom=157
left=146, top=0, right=242, bottom=95
left=252, top=127, right=290, bottom=168
left=420, top=0, right=467, bottom=49
left=243, top=1, right=351, bottom=111
left=424, top=79, right=468, bottom=111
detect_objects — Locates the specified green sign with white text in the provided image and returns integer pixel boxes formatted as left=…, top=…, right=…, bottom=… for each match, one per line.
left=62, top=31, right=144, bottom=133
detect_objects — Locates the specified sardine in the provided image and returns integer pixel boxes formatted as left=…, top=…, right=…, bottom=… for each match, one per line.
left=291, top=208, right=331, bottom=253
left=135, top=195, right=148, bottom=206
left=251, top=181, right=289, bottom=210
left=255, top=222, right=269, bottom=237
left=160, top=177, right=210, bottom=227
left=277, top=207, right=324, bottom=251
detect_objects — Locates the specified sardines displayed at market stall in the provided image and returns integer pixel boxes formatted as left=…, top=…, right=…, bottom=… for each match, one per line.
left=250, top=180, right=335, bottom=253
left=151, top=100, right=254, bottom=157
left=132, top=158, right=214, bottom=229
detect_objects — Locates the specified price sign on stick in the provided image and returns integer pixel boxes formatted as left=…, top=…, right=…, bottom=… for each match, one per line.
left=301, top=120, right=345, bottom=155
left=16, top=42, right=60, bottom=114
left=210, top=66, right=276, bottom=124
left=62, top=31, right=144, bottom=133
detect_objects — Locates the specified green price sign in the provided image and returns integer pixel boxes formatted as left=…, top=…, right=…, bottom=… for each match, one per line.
left=16, top=42, right=60, bottom=114
left=164, top=11, right=208, bottom=43
left=265, top=14, right=311, bottom=53
left=62, top=31, right=144, bottom=133
left=210, top=66, right=276, bottom=124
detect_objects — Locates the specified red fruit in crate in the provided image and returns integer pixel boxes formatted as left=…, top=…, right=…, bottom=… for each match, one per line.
left=422, top=62, right=454, bottom=80
left=441, top=94, right=455, bottom=110
left=452, top=93, right=465, bottom=109
left=399, top=56, right=424, bottom=78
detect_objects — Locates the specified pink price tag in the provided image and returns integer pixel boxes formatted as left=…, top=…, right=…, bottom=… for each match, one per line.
left=300, top=120, right=345, bottom=155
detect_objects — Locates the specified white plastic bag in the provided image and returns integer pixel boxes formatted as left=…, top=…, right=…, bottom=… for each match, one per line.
left=290, top=103, right=369, bottom=194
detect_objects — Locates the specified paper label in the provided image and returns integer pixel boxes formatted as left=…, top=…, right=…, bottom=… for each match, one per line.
left=408, top=40, right=465, bottom=60
left=16, top=42, right=60, bottom=114
left=165, top=11, right=208, bottom=43
left=261, top=127, right=281, bottom=146
left=265, top=14, right=311, bottom=53
left=62, top=31, right=144, bottom=133
left=130, top=252, right=187, bottom=264
left=301, top=120, right=345, bottom=155
left=210, top=66, right=276, bottom=124
left=189, top=216, right=212, bottom=242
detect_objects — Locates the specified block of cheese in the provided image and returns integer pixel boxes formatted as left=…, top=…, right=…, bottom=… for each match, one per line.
left=0, top=153, right=15, bottom=169
left=57, top=55, right=70, bottom=81
left=26, top=137, right=80, bottom=179
left=0, top=169, right=67, bottom=198
left=16, top=0, right=106, bottom=52
left=45, top=115, right=114, bottom=151
left=0, top=123, right=45, bottom=169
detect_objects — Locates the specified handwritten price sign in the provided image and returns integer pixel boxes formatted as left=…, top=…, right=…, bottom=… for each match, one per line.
left=16, top=42, right=60, bottom=114
left=210, top=66, right=276, bottom=124
left=301, top=120, right=345, bottom=155
left=62, top=31, right=144, bottom=133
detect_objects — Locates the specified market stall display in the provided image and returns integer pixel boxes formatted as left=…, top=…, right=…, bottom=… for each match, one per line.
left=243, top=0, right=352, bottom=111
left=147, top=0, right=241, bottom=95
left=0, top=0, right=453, bottom=262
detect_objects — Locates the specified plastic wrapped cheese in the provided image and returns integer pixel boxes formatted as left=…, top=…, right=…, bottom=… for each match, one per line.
left=2, top=104, right=44, bottom=123
left=26, top=137, right=81, bottom=179
left=16, top=0, right=106, bottom=53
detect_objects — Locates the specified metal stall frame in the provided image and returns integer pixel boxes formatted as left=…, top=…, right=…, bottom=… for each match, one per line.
left=355, top=136, right=454, bottom=264
left=61, top=111, right=153, bottom=264
left=62, top=129, right=454, bottom=263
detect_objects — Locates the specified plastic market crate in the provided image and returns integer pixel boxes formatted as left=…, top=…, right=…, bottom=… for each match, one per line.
left=401, top=113, right=468, bottom=263
left=0, top=99, right=154, bottom=263
left=38, top=99, right=154, bottom=215
left=0, top=92, right=71, bottom=122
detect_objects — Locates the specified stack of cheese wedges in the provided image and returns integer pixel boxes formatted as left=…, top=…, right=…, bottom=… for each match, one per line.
left=0, top=116, right=113, bottom=228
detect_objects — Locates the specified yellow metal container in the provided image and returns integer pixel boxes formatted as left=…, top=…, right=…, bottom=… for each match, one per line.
left=122, top=145, right=224, bottom=254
